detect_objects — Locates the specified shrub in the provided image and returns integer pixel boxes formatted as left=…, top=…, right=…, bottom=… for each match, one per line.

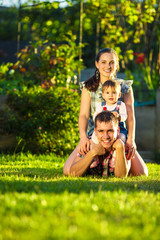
left=5, top=86, right=80, bottom=156
left=0, top=33, right=83, bottom=155
left=0, top=35, right=83, bottom=95
left=0, top=35, right=83, bottom=155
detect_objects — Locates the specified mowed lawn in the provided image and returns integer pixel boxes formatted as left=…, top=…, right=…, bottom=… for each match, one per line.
left=0, top=153, right=160, bottom=240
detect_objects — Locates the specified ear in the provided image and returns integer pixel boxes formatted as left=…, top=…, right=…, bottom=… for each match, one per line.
left=117, top=126, right=120, bottom=136
left=95, top=61, right=98, bottom=69
left=116, top=62, right=119, bottom=70
left=118, top=92, right=121, bottom=98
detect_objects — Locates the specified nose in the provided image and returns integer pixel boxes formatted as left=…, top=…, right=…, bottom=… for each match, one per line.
left=103, top=131, right=109, bottom=139
left=106, top=62, right=111, bottom=69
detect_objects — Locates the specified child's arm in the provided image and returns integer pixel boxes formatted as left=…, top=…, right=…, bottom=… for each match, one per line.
left=119, top=102, right=127, bottom=122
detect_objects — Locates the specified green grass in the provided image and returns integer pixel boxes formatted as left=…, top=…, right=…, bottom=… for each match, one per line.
left=0, top=153, right=160, bottom=240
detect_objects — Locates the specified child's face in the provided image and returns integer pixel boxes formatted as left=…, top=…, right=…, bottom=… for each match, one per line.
left=102, top=86, right=121, bottom=105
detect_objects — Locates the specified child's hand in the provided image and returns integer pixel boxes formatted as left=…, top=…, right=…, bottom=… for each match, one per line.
left=112, top=112, right=119, bottom=119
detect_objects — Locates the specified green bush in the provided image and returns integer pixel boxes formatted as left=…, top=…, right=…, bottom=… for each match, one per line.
left=0, top=36, right=83, bottom=94
left=5, top=86, right=80, bottom=155
left=0, top=36, right=83, bottom=155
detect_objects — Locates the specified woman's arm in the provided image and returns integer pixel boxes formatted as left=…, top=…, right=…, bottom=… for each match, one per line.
left=124, top=87, right=135, bottom=142
left=123, top=87, right=136, bottom=159
left=77, top=88, right=91, bottom=155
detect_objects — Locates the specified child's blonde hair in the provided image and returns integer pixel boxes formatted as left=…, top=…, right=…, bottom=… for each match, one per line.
left=102, top=80, right=121, bottom=93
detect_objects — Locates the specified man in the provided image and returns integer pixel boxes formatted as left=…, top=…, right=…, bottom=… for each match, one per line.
left=65, top=111, right=131, bottom=178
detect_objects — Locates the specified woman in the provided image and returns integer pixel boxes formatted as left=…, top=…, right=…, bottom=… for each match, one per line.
left=63, top=48, right=148, bottom=176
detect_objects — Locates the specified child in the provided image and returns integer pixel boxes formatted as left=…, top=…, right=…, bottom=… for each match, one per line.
left=92, top=79, right=127, bottom=144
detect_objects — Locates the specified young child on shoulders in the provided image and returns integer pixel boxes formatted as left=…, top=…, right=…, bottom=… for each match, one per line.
left=92, top=79, right=127, bottom=144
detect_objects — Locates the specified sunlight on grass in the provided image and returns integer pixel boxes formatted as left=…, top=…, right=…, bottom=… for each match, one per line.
left=0, top=153, right=160, bottom=240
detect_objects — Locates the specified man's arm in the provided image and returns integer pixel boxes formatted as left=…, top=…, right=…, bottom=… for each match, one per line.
left=113, top=139, right=131, bottom=178
left=70, top=142, right=106, bottom=177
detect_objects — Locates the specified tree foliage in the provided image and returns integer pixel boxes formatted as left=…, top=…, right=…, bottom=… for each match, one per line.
left=0, top=0, right=159, bottom=88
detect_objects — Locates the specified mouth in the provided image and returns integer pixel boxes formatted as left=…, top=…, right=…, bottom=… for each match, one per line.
left=101, top=139, right=113, bottom=149
left=104, top=69, right=111, bottom=73
left=109, top=98, right=114, bottom=101
left=103, top=139, right=111, bottom=144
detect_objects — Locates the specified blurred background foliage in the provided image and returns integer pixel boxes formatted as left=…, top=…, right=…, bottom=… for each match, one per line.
left=0, top=0, right=159, bottom=154
left=0, top=0, right=159, bottom=85
left=5, top=86, right=80, bottom=155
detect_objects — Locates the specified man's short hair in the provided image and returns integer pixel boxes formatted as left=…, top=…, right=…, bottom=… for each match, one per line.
left=95, top=111, right=119, bottom=128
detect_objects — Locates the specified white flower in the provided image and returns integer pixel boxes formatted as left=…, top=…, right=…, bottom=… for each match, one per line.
left=9, top=69, right=15, bottom=75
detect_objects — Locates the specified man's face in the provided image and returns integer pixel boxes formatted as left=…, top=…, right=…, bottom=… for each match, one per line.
left=94, top=120, right=119, bottom=150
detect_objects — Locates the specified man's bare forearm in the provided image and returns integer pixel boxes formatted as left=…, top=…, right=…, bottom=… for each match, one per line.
left=70, top=150, right=97, bottom=177
left=114, top=142, right=129, bottom=178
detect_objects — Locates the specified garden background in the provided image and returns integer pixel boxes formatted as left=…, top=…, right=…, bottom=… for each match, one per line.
left=0, top=1, right=160, bottom=239
left=0, top=0, right=159, bottom=156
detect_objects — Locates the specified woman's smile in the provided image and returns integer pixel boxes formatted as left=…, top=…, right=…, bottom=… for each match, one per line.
left=95, top=52, right=117, bottom=81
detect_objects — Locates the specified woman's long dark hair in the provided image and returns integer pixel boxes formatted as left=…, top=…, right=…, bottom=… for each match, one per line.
left=84, top=48, right=119, bottom=92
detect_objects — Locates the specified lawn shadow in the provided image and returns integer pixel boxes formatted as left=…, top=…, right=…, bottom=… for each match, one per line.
left=0, top=167, right=62, bottom=178
left=1, top=165, right=160, bottom=194
left=0, top=170, right=160, bottom=194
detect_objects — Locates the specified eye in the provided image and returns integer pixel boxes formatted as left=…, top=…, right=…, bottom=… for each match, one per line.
left=108, top=130, right=114, bottom=133
left=98, top=130, right=103, bottom=133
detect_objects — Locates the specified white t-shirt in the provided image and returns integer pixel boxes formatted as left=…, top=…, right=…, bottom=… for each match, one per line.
left=93, top=101, right=127, bottom=122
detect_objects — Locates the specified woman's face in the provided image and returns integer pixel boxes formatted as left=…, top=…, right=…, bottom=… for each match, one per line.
left=95, top=52, right=118, bottom=82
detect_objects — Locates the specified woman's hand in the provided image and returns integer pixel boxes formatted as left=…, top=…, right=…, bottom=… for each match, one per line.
left=77, top=136, right=90, bottom=156
left=125, top=138, right=136, bottom=160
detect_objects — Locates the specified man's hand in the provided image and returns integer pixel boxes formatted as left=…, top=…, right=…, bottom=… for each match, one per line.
left=91, top=141, right=106, bottom=156
left=112, top=138, right=124, bottom=150
left=113, top=139, right=130, bottom=178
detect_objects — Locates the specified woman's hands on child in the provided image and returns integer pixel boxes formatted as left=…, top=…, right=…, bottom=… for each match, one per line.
left=125, top=139, right=136, bottom=160
left=77, top=136, right=90, bottom=155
